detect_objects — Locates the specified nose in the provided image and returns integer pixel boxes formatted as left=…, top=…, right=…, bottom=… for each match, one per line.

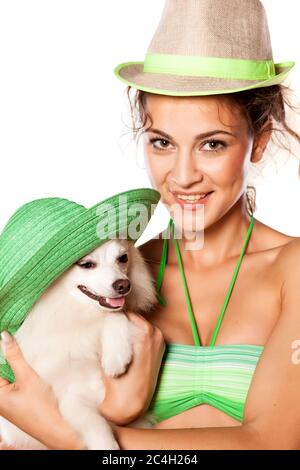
left=171, top=150, right=204, bottom=187
left=112, top=279, right=131, bottom=295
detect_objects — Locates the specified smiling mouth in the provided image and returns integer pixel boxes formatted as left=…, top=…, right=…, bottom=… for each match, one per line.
left=77, top=285, right=126, bottom=309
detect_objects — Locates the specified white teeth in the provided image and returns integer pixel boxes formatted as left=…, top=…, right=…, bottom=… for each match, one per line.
left=176, top=193, right=208, bottom=201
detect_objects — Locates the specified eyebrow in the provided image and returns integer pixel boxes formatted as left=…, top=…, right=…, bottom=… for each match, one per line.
left=144, top=128, right=236, bottom=140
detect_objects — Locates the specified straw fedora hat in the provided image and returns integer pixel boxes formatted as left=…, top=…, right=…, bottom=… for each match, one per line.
left=114, top=0, right=295, bottom=96
left=0, top=188, right=160, bottom=382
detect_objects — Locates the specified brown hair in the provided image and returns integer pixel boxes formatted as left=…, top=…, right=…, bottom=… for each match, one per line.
left=125, top=84, right=300, bottom=214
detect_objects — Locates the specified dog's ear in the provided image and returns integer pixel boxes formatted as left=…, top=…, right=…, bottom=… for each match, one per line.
left=125, top=243, right=158, bottom=314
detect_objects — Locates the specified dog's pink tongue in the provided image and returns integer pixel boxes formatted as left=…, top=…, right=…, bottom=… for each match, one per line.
left=106, top=296, right=125, bottom=307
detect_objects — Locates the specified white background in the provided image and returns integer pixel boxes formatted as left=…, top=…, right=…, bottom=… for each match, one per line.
left=0, top=0, right=299, bottom=239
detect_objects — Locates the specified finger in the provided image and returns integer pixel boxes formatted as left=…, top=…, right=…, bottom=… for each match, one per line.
left=0, top=376, right=9, bottom=388
left=126, top=311, right=149, bottom=325
left=0, top=438, right=14, bottom=450
left=0, top=331, right=30, bottom=382
left=128, top=312, right=157, bottom=333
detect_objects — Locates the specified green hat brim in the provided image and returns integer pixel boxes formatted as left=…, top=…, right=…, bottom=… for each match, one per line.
left=114, top=61, right=295, bottom=96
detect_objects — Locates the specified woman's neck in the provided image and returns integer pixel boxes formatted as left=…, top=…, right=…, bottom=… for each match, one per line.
left=169, top=199, right=253, bottom=269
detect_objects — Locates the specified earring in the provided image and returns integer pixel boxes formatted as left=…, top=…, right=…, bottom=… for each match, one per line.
left=245, top=185, right=256, bottom=216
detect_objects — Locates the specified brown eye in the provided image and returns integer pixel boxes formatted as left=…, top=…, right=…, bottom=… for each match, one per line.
left=202, top=139, right=226, bottom=152
left=149, top=138, right=171, bottom=151
left=77, top=261, right=96, bottom=269
left=118, top=253, right=128, bottom=263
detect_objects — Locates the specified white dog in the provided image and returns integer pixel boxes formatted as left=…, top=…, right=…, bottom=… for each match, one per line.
left=0, top=239, right=157, bottom=450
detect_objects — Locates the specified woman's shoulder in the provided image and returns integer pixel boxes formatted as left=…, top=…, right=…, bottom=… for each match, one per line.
left=255, top=217, right=300, bottom=280
left=253, top=217, right=298, bottom=255
left=272, top=233, right=300, bottom=272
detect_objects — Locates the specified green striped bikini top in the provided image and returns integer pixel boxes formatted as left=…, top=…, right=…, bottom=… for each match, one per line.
left=145, top=214, right=264, bottom=425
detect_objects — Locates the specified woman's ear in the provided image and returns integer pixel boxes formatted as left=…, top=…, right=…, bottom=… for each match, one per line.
left=251, top=119, right=273, bottom=163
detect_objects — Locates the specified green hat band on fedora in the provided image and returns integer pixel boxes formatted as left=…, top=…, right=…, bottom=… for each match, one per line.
left=143, top=53, right=279, bottom=81
left=114, top=0, right=295, bottom=96
left=0, top=188, right=160, bottom=382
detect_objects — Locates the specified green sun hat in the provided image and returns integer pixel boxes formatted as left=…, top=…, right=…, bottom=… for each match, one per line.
left=114, top=0, right=295, bottom=96
left=0, top=188, right=160, bottom=382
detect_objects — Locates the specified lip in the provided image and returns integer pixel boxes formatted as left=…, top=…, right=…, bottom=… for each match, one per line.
left=173, top=191, right=214, bottom=210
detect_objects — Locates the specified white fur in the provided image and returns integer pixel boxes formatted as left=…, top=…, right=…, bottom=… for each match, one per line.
left=0, top=239, right=157, bottom=449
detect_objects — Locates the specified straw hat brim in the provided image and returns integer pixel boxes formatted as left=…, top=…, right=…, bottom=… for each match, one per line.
left=114, top=61, right=295, bottom=96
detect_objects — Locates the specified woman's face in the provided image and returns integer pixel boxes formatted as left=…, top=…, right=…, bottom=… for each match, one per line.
left=142, top=93, right=262, bottom=231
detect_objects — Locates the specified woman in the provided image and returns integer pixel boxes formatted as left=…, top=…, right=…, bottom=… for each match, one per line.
left=1, top=0, right=300, bottom=449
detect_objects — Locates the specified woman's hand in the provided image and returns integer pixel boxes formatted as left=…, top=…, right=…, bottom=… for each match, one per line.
left=0, top=331, right=84, bottom=450
left=98, top=312, right=166, bottom=425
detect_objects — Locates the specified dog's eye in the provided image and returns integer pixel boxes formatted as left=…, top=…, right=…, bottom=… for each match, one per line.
left=77, top=261, right=96, bottom=269
left=118, top=253, right=128, bottom=263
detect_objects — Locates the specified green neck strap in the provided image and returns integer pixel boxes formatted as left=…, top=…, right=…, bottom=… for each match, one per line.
left=156, top=215, right=255, bottom=347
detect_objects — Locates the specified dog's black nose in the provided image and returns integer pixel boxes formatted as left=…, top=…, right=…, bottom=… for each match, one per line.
left=112, top=279, right=131, bottom=294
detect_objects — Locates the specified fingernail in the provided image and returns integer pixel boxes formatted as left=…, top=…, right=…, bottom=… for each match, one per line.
left=1, top=331, right=13, bottom=347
